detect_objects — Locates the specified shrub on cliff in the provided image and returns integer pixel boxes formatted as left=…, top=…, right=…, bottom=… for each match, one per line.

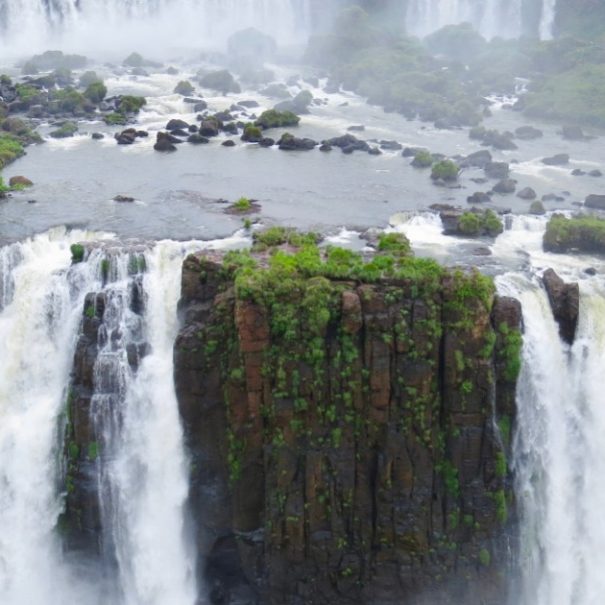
left=458, top=210, right=503, bottom=237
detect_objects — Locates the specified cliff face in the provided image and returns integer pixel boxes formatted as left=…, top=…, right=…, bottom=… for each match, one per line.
left=174, top=254, right=522, bottom=605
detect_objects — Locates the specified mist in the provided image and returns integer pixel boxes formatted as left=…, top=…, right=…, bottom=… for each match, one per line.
left=1, top=1, right=605, bottom=605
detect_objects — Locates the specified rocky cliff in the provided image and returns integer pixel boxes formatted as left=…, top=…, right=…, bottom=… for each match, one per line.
left=174, top=246, right=522, bottom=605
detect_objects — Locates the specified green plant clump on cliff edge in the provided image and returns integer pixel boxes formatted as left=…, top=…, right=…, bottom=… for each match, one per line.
left=543, top=214, right=605, bottom=254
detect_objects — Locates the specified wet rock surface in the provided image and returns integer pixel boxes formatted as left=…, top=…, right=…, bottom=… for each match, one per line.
left=174, top=254, right=521, bottom=605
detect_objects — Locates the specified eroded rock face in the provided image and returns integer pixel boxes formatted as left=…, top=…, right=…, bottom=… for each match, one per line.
left=174, top=255, right=522, bottom=605
left=542, top=268, right=579, bottom=345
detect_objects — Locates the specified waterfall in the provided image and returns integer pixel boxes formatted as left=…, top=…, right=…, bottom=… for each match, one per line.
left=497, top=275, right=605, bottom=605
left=405, top=0, right=549, bottom=39
left=0, top=0, right=314, bottom=58
left=0, top=230, right=197, bottom=605
left=539, top=0, right=556, bottom=40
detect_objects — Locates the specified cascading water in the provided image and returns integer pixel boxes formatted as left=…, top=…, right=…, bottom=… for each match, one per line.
left=0, top=230, right=198, bottom=605
left=497, top=275, right=605, bottom=605
left=539, top=0, right=557, bottom=40
left=0, top=0, right=314, bottom=57
left=405, top=0, right=557, bottom=39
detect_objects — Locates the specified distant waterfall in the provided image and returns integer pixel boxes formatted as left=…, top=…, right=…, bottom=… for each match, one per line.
left=0, top=0, right=315, bottom=58
left=539, top=0, right=556, bottom=39
left=405, top=0, right=552, bottom=39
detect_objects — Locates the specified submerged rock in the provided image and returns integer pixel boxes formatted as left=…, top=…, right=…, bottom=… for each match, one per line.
left=585, top=194, right=605, bottom=210
left=542, top=153, right=569, bottom=166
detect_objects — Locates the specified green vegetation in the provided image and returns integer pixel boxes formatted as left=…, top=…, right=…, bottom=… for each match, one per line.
left=229, top=197, right=254, bottom=213
left=70, top=243, right=85, bottom=263
left=478, top=548, right=491, bottom=567
left=87, top=441, right=99, bottom=460
left=412, top=149, right=433, bottom=168
left=174, top=80, right=195, bottom=95
left=498, top=415, right=512, bottom=446
left=103, top=112, right=128, bottom=126
left=241, top=124, right=263, bottom=142
left=377, top=232, right=412, bottom=256
left=0, top=135, right=25, bottom=169
left=458, top=210, right=503, bottom=237
left=22, top=50, right=87, bottom=74
left=118, top=95, right=147, bottom=114
left=50, top=121, right=78, bottom=139
left=498, top=322, right=523, bottom=382
left=495, top=451, right=507, bottom=478
left=255, top=109, right=300, bottom=129
left=431, top=160, right=459, bottom=181
left=83, top=81, right=107, bottom=104
left=543, top=214, right=605, bottom=254
left=251, top=227, right=321, bottom=251
left=525, top=64, right=605, bottom=127
left=51, top=88, right=90, bottom=113
left=15, top=84, right=41, bottom=104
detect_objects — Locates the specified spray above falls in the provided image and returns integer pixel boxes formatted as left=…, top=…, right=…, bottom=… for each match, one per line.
left=0, top=0, right=315, bottom=57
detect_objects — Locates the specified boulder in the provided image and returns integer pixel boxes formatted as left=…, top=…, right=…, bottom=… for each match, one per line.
left=198, top=70, right=241, bottom=94
left=492, top=179, right=517, bottom=194
left=274, top=90, right=313, bottom=115
left=560, top=125, right=587, bottom=141
left=467, top=191, right=491, bottom=204
left=542, top=154, right=569, bottom=166
left=515, top=125, right=543, bottom=140
left=199, top=120, right=220, bottom=137
left=324, top=134, right=369, bottom=153
left=154, top=132, right=178, bottom=152
left=277, top=133, right=317, bottom=151
left=187, top=134, right=210, bottom=144
left=379, top=140, right=402, bottom=151
left=259, top=83, right=291, bottom=99
left=222, top=140, right=236, bottom=147
left=529, top=201, right=546, bottom=215
left=585, top=194, right=605, bottom=210
left=193, top=101, right=208, bottom=112
left=174, top=80, right=195, bottom=96
left=589, top=170, right=603, bottom=178
left=517, top=187, right=537, bottom=200
left=542, top=193, right=564, bottom=202
left=461, top=149, right=492, bottom=168
left=166, top=118, right=190, bottom=131
left=8, top=176, right=33, bottom=187
left=259, top=137, right=274, bottom=147
left=91, top=132, right=104, bottom=140
left=484, top=162, right=510, bottom=180
left=542, top=268, right=579, bottom=345
left=115, top=129, right=137, bottom=145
